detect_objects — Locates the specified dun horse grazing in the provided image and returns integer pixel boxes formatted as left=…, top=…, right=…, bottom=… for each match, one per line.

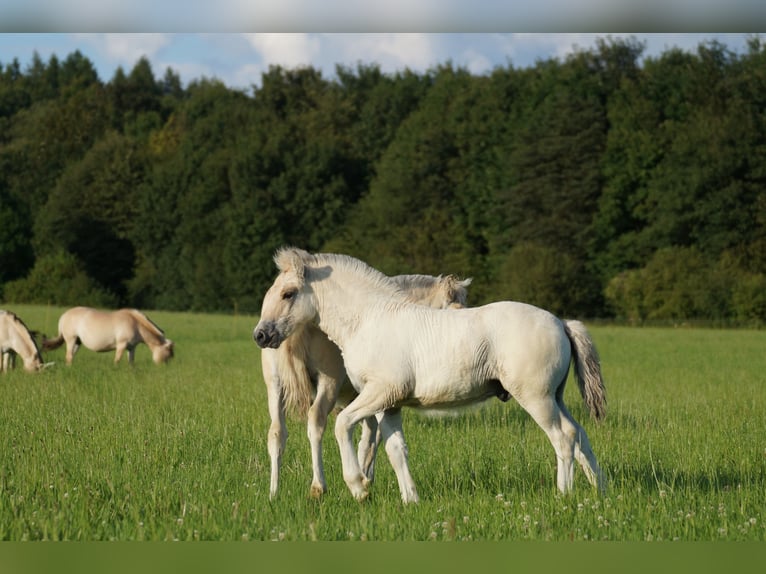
left=0, top=310, right=45, bottom=373
left=254, top=248, right=607, bottom=503
left=43, top=307, right=174, bottom=365
left=261, top=271, right=472, bottom=499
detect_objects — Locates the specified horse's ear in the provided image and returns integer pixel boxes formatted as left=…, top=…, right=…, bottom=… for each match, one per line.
left=444, top=274, right=472, bottom=307
left=274, top=247, right=309, bottom=279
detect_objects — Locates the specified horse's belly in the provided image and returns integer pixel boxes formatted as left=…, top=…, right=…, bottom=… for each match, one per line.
left=405, top=376, right=503, bottom=409
left=406, top=357, right=499, bottom=407
left=78, top=332, right=117, bottom=352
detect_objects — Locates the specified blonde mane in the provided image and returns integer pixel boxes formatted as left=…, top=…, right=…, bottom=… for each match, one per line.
left=126, top=309, right=166, bottom=344
left=275, top=324, right=314, bottom=416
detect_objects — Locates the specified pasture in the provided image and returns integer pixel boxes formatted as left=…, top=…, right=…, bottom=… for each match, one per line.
left=0, top=304, right=763, bottom=541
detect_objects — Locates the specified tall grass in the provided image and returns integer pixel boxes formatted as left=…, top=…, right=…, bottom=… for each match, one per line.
left=0, top=304, right=763, bottom=540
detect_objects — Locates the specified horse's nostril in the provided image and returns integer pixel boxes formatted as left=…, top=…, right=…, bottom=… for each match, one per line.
left=254, top=328, right=267, bottom=345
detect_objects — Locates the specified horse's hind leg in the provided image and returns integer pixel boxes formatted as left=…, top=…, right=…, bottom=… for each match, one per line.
left=378, top=408, right=419, bottom=503
left=65, top=337, right=80, bottom=365
left=559, top=402, right=606, bottom=492
left=516, top=393, right=577, bottom=493
left=357, top=414, right=382, bottom=482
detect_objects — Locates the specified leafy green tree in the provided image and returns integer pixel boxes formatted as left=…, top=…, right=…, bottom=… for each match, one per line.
left=3, top=250, right=117, bottom=307
left=225, top=66, right=372, bottom=311
left=492, top=242, right=583, bottom=316
left=327, top=65, right=487, bottom=290
left=128, top=79, right=250, bottom=310
left=32, top=131, right=147, bottom=301
left=493, top=41, right=642, bottom=314
left=108, top=57, right=164, bottom=137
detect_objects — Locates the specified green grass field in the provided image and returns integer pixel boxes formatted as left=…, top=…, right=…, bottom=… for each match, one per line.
left=0, top=304, right=764, bottom=541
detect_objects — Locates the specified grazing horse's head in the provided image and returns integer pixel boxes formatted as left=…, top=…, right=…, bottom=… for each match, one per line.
left=253, top=248, right=317, bottom=350
left=4, top=313, right=45, bottom=372
left=152, top=339, right=175, bottom=364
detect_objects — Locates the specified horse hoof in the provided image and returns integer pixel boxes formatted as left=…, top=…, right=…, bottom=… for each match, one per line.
left=354, top=490, right=370, bottom=502
left=310, top=485, right=326, bottom=499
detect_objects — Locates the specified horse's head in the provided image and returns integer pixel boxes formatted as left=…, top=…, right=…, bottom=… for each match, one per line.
left=444, top=275, right=472, bottom=309
left=152, top=339, right=175, bottom=364
left=22, top=353, right=45, bottom=373
left=253, top=248, right=317, bottom=349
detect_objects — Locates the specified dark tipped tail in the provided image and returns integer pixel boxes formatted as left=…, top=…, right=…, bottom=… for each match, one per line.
left=563, top=320, right=607, bottom=421
left=42, top=334, right=65, bottom=352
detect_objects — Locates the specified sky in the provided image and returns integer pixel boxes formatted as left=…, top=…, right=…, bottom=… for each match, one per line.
left=0, top=33, right=759, bottom=91
left=0, top=1, right=763, bottom=90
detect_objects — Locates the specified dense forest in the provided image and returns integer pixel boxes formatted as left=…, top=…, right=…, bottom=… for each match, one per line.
left=1, top=36, right=765, bottom=323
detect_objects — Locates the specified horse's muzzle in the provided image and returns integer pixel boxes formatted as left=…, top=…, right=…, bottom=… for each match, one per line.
left=253, top=323, right=282, bottom=349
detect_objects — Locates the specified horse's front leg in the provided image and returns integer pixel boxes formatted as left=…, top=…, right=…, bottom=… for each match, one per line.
left=307, top=374, right=340, bottom=498
left=261, top=360, right=287, bottom=500
left=114, top=343, right=131, bottom=364
left=334, top=383, right=399, bottom=502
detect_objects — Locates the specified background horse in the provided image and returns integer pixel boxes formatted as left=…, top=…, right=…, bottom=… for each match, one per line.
left=261, top=272, right=472, bottom=499
left=0, top=310, right=45, bottom=373
left=43, top=307, right=174, bottom=365
left=254, top=248, right=607, bottom=503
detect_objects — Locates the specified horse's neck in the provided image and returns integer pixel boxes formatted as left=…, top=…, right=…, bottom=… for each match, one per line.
left=310, top=274, right=395, bottom=349
left=403, top=286, right=439, bottom=307
left=131, top=311, right=164, bottom=345
left=8, top=320, right=38, bottom=360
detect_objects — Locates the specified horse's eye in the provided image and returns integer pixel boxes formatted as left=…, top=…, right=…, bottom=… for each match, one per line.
left=282, top=290, right=297, bottom=301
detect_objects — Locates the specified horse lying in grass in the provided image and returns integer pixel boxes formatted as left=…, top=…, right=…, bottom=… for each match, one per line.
left=43, top=307, right=174, bottom=365
left=0, top=310, right=46, bottom=373
left=254, top=248, right=607, bottom=503
left=261, top=272, right=472, bottom=499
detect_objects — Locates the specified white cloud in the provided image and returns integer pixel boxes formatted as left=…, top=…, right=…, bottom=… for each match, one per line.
left=325, top=34, right=439, bottom=73
left=505, top=34, right=607, bottom=61
left=229, top=0, right=449, bottom=30
left=101, top=33, right=171, bottom=61
left=243, top=33, right=320, bottom=68
left=74, top=33, right=171, bottom=68
left=459, top=48, right=494, bottom=75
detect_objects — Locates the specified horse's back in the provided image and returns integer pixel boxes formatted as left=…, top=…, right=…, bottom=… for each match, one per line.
left=479, top=301, right=571, bottom=380
left=60, top=307, right=127, bottom=350
left=350, top=300, right=570, bottom=399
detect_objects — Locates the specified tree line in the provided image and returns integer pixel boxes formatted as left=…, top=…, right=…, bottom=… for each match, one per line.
left=1, top=37, right=765, bottom=324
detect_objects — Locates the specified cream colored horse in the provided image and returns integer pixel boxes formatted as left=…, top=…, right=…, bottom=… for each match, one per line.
left=254, top=248, right=607, bottom=503
left=261, top=272, right=472, bottom=499
left=44, top=307, right=174, bottom=365
left=1, top=310, right=45, bottom=373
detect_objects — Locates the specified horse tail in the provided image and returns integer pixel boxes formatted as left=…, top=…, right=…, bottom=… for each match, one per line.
left=42, top=334, right=65, bottom=351
left=277, top=334, right=314, bottom=418
left=563, top=320, right=607, bottom=421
